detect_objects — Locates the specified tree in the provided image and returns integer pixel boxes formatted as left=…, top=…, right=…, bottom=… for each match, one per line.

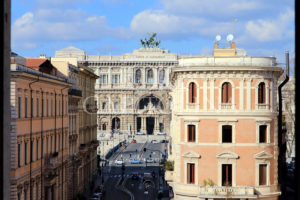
left=140, top=33, right=161, bottom=48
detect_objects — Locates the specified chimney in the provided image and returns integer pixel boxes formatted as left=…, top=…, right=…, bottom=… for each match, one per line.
left=231, top=42, right=236, bottom=49
left=214, top=42, right=218, bottom=49
left=285, top=51, right=289, bottom=77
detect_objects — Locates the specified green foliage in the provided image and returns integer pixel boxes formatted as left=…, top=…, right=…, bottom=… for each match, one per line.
left=202, top=178, right=215, bottom=186
left=140, top=33, right=161, bottom=48
left=163, top=160, right=174, bottom=171
left=213, top=189, right=218, bottom=195
left=207, top=178, right=215, bottom=186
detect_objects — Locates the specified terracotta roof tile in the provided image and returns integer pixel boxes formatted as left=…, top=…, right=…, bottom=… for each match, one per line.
left=26, top=58, right=47, bottom=68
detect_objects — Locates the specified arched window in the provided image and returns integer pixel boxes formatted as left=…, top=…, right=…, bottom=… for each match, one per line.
left=147, top=69, right=153, bottom=84
left=159, top=69, right=165, bottom=83
left=258, top=82, right=266, bottom=104
left=135, top=69, right=141, bottom=83
left=222, top=82, right=232, bottom=103
left=189, top=82, right=197, bottom=103
left=102, top=123, right=106, bottom=130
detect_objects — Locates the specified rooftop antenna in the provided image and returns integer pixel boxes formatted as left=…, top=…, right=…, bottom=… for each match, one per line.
left=226, top=34, right=234, bottom=43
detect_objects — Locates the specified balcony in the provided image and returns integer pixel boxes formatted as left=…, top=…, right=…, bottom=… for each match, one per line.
left=44, top=152, right=60, bottom=170
left=221, top=103, right=232, bottom=109
left=68, top=88, right=82, bottom=97
left=199, top=186, right=255, bottom=197
left=257, top=104, right=269, bottom=110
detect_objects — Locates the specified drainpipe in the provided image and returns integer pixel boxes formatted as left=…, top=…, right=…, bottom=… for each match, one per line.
left=60, top=86, right=68, bottom=200
left=40, top=87, right=44, bottom=200
left=278, top=51, right=289, bottom=199
left=28, top=77, right=39, bottom=200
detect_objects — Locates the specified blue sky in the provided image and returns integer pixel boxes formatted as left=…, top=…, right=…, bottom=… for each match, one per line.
left=12, top=0, right=295, bottom=71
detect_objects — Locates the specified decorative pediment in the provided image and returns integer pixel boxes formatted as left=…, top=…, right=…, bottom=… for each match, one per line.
left=254, top=151, right=273, bottom=159
left=182, top=151, right=201, bottom=158
left=216, top=151, right=239, bottom=159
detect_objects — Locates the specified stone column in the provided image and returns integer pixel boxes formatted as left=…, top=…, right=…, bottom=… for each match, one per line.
left=141, top=116, right=146, bottom=133
left=154, top=117, right=159, bottom=133
left=153, top=67, right=158, bottom=87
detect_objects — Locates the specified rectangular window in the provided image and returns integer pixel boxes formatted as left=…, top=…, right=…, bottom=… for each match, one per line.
left=42, top=98, right=44, bottom=117
left=222, top=125, right=232, bottom=143
left=259, top=125, right=267, bottom=143
left=24, top=142, right=28, bottom=165
left=51, top=136, right=53, bottom=153
left=47, top=99, right=49, bottom=117
left=259, top=164, right=267, bottom=185
left=31, top=97, right=33, bottom=117
left=41, top=138, right=44, bottom=157
left=188, top=125, right=196, bottom=142
left=36, top=139, right=39, bottom=160
left=112, top=74, right=120, bottom=84
left=18, top=97, right=22, bottom=118
left=30, top=140, right=33, bottom=162
left=58, top=134, right=60, bottom=151
left=36, top=98, right=39, bottom=117
left=18, top=143, right=21, bottom=167
left=187, top=163, right=195, bottom=184
left=102, top=102, right=106, bottom=110
left=222, top=164, right=232, bottom=186
left=51, top=99, right=53, bottom=116
left=46, top=137, right=48, bottom=155
left=25, top=97, right=28, bottom=118
left=100, top=74, right=108, bottom=84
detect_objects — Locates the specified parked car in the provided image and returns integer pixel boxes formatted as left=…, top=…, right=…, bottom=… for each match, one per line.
left=136, top=131, right=145, bottom=135
left=151, top=140, right=159, bottom=144
left=131, top=172, right=139, bottom=180
left=129, top=158, right=141, bottom=164
left=160, top=140, right=168, bottom=143
left=131, top=139, right=136, bottom=143
left=146, top=158, right=154, bottom=163
left=115, top=159, right=124, bottom=165
left=157, top=132, right=166, bottom=135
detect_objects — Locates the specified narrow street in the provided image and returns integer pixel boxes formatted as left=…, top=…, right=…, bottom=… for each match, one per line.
left=90, top=142, right=172, bottom=200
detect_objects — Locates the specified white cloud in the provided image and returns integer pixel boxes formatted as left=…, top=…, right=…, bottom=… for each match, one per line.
left=12, top=9, right=129, bottom=50
left=245, top=8, right=294, bottom=41
left=161, top=0, right=262, bottom=17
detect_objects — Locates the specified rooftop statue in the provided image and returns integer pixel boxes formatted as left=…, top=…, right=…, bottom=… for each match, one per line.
left=140, top=33, right=161, bottom=48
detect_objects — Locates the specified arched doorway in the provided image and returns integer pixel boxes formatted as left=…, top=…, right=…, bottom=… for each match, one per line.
left=112, top=117, right=120, bottom=132
left=146, top=117, right=155, bottom=135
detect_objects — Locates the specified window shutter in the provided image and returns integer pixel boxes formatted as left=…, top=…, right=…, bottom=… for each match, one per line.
left=191, top=164, right=195, bottom=183
left=189, top=83, right=193, bottom=103
left=262, top=83, right=266, bottom=103
left=259, top=164, right=267, bottom=185
left=193, top=83, right=196, bottom=103
left=187, top=164, right=190, bottom=183
left=222, top=83, right=226, bottom=103
left=227, top=83, right=232, bottom=103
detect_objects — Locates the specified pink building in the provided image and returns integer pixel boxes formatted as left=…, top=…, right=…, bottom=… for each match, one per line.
left=10, top=53, right=71, bottom=200
left=169, top=43, right=283, bottom=200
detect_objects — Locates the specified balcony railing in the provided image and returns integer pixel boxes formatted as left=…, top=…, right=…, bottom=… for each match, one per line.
left=221, top=103, right=232, bottom=109
left=44, top=153, right=60, bottom=169
left=199, top=186, right=255, bottom=196
left=258, top=104, right=268, bottom=110
left=68, top=88, right=82, bottom=97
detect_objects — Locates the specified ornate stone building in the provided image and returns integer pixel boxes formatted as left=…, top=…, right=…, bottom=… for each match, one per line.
left=169, top=42, right=283, bottom=199
left=54, top=46, right=177, bottom=136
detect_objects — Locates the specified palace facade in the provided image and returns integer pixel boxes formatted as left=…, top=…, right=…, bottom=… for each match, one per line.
left=169, top=42, right=283, bottom=199
left=54, top=46, right=177, bottom=136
